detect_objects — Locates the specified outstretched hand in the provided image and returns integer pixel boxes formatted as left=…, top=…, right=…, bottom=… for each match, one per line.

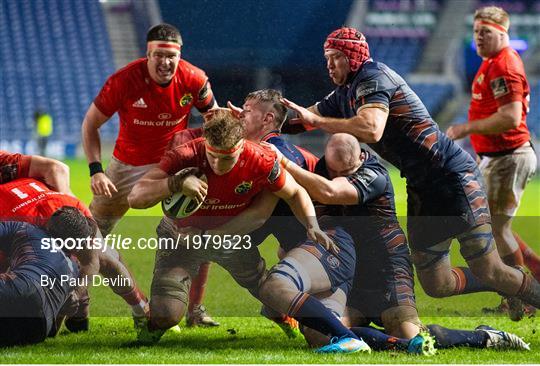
left=280, top=98, right=319, bottom=127
left=307, top=228, right=340, bottom=254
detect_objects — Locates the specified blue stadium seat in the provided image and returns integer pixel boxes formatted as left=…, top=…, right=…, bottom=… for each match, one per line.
left=1, top=0, right=117, bottom=143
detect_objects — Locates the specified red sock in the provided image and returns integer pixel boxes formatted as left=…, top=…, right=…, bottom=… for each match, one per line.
left=121, top=287, right=148, bottom=316
left=188, top=262, right=211, bottom=312
left=515, top=232, right=540, bottom=280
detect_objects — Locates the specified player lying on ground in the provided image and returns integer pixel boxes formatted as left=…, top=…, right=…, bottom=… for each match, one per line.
left=128, top=110, right=335, bottom=343
left=0, top=221, right=79, bottom=346
left=280, top=26, right=540, bottom=320
left=0, top=151, right=148, bottom=331
left=280, top=134, right=529, bottom=353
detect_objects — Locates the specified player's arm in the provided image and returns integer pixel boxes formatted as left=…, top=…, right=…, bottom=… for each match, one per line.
left=208, top=190, right=280, bottom=236
left=81, top=103, right=118, bottom=198
left=446, top=102, right=522, bottom=140
left=282, top=98, right=388, bottom=143
left=127, top=167, right=205, bottom=209
left=272, top=170, right=337, bottom=252
left=283, top=159, right=359, bottom=205
left=28, top=155, right=71, bottom=194
left=71, top=236, right=100, bottom=301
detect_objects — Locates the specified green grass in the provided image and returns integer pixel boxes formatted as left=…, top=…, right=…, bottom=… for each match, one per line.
left=2, top=159, right=539, bottom=363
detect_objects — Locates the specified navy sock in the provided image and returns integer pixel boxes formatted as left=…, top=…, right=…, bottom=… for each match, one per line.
left=350, top=326, right=408, bottom=351
left=451, top=267, right=495, bottom=294
left=428, top=324, right=487, bottom=348
left=289, top=293, right=356, bottom=339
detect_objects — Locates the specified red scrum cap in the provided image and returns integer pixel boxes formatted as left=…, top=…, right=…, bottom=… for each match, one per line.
left=324, top=27, right=370, bottom=72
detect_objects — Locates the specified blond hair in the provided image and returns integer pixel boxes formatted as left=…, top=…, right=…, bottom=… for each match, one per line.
left=474, top=6, right=510, bottom=30
left=203, top=110, right=245, bottom=149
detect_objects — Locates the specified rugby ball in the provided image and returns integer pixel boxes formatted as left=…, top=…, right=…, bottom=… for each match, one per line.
left=162, top=172, right=207, bottom=218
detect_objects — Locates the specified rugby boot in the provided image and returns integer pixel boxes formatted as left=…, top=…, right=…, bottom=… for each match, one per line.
left=407, top=331, right=437, bottom=356
left=186, top=304, right=219, bottom=327
left=476, top=325, right=530, bottom=350
left=316, top=336, right=372, bottom=354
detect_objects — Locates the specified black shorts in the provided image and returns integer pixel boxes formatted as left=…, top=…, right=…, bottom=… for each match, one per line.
left=298, top=226, right=356, bottom=294
left=407, top=167, right=491, bottom=250
left=347, top=238, right=416, bottom=318
left=0, top=275, right=49, bottom=346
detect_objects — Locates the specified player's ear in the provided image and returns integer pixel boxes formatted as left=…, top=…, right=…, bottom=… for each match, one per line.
left=265, top=112, right=275, bottom=126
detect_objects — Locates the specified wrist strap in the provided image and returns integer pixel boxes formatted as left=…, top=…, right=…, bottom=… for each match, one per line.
left=89, top=162, right=104, bottom=177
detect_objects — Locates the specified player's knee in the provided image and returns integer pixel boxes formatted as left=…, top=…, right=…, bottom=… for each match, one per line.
left=258, top=275, right=285, bottom=303
left=150, top=273, right=190, bottom=305
left=151, top=309, right=182, bottom=330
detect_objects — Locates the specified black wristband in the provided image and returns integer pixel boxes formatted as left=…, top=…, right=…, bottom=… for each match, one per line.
left=89, top=162, right=104, bottom=177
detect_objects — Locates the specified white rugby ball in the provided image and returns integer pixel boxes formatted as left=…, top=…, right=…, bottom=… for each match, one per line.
left=162, top=173, right=207, bottom=218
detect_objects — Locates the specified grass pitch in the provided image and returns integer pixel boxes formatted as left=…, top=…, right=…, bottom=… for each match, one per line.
left=1, top=159, right=539, bottom=364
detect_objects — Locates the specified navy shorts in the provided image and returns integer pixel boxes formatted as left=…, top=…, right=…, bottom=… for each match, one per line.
left=298, top=226, right=356, bottom=294
left=347, top=234, right=416, bottom=318
left=407, top=167, right=491, bottom=250
left=0, top=262, right=77, bottom=345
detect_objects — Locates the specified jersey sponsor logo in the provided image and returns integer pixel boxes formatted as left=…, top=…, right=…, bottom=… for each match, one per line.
left=326, top=254, right=340, bottom=269
left=353, top=168, right=378, bottom=189
left=158, top=113, right=172, bottom=120
left=200, top=202, right=246, bottom=210
left=490, top=77, right=509, bottom=98
left=234, top=181, right=253, bottom=195
left=198, top=81, right=210, bottom=101
left=355, top=80, right=378, bottom=99
left=472, top=92, right=482, bottom=100
left=204, top=198, right=220, bottom=204
left=132, top=98, right=148, bottom=108
left=476, top=73, right=484, bottom=84
left=267, top=159, right=282, bottom=184
left=179, top=93, right=193, bottom=107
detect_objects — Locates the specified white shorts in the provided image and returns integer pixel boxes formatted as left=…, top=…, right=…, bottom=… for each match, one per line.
left=479, top=142, right=537, bottom=216
left=90, top=156, right=157, bottom=217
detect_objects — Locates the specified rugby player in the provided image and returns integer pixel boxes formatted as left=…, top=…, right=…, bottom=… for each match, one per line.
left=280, top=26, right=540, bottom=314
left=81, top=23, right=217, bottom=325
left=128, top=110, right=335, bottom=344
left=281, top=133, right=529, bottom=352
left=446, top=6, right=539, bottom=318
left=232, top=91, right=425, bottom=353
left=0, top=221, right=79, bottom=346
left=0, top=151, right=148, bottom=331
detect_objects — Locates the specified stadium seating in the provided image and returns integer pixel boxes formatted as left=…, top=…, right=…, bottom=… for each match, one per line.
left=410, top=82, right=455, bottom=117
left=0, top=0, right=117, bottom=145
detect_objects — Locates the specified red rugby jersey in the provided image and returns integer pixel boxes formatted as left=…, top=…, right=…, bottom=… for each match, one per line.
left=0, top=178, right=92, bottom=226
left=468, top=47, right=531, bottom=154
left=0, top=150, right=31, bottom=183
left=159, top=138, right=286, bottom=229
left=94, top=58, right=215, bottom=166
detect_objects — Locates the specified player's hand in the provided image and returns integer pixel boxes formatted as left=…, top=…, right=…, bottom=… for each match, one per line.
left=182, top=175, right=208, bottom=205
left=307, top=228, right=340, bottom=254
left=203, top=103, right=242, bottom=122
left=280, top=98, right=320, bottom=127
left=446, top=123, right=470, bottom=140
left=226, top=101, right=243, bottom=119
left=91, top=172, right=118, bottom=198
left=59, top=291, right=80, bottom=317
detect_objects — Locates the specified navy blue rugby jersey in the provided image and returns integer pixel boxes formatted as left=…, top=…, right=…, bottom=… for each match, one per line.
left=316, top=61, right=476, bottom=187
